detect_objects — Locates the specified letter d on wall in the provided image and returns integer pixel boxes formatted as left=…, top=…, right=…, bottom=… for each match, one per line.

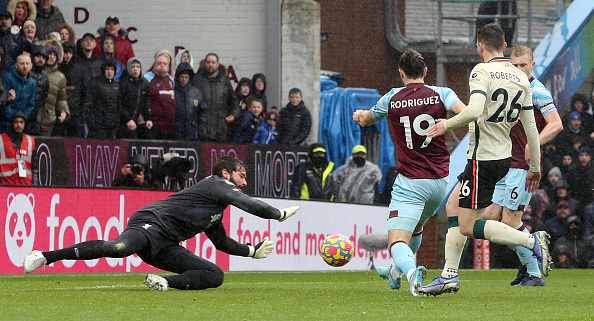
left=74, top=7, right=89, bottom=24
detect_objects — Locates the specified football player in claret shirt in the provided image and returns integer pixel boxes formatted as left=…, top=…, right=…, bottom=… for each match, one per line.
left=23, top=156, right=299, bottom=291
left=352, top=48, right=465, bottom=296
left=420, top=24, right=551, bottom=296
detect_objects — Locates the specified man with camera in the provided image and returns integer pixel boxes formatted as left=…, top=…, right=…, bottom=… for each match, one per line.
left=113, top=153, right=149, bottom=188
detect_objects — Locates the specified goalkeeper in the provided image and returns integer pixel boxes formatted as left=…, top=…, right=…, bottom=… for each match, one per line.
left=23, top=156, right=299, bottom=291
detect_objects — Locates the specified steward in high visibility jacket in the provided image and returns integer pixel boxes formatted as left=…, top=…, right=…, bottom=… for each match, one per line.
left=291, top=143, right=336, bottom=201
left=0, top=111, right=37, bottom=185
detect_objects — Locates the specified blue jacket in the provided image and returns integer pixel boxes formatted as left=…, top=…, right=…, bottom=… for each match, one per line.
left=1, top=65, right=36, bottom=132
left=232, top=110, right=259, bottom=143
left=252, top=120, right=277, bottom=144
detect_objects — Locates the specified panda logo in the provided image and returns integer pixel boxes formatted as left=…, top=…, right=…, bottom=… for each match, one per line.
left=5, top=193, right=36, bottom=267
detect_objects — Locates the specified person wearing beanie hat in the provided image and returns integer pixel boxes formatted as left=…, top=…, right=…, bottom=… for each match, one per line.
left=0, top=110, right=38, bottom=185
left=117, top=57, right=153, bottom=140
left=40, top=39, right=69, bottom=135
left=192, top=52, right=238, bottom=142
left=22, top=19, right=37, bottom=43
left=143, top=50, right=175, bottom=139
left=563, top=93, right=594, bottom=133
left=86, top=59, right=121, bottom=139
left=252, top=107, right=279, bottom=144
left=170, top=62, right=204, bottom=141
left=93, top=15, right=135, bottom=65
left=333, top=144, right=382, bottom=204
left=291, top=142, right=336, bottom=201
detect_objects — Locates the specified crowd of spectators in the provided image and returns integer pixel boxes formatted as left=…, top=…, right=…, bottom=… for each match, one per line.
left=528, top=92, right=594, bottom=268
left=0, top=1, right=312, bottom=146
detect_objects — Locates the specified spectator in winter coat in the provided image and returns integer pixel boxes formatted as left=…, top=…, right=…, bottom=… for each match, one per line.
left=552, top=216, right=593, bottom=268
left=333, top=145, right=383, bottom=204
left=235, top=77, right=251, bottom=112
left=277, top=88, right=311, bottom=145
left=192, top=53, right=238, bottom=142
left=26, top=44, right=48, bottom=135
left=41, top=40, right=68, bottom=135
left=564, top=146, right=594, bottom=206
left=554, top=111, right=588, bottom=156
left=174, top=48, right=193, bottom=72
left=0, top=9, right=31, bottom=71
left=117, top=57, right=153, bottom=139
left=57, top=41, right=89, bottom=137
left=248, top=73, right=267, bottom=110
left=76, top=33, right=101, bottom=80
left=144, top=50, right=175, bottom=139
left=170, top=62, right=204, bottom=141
left=87, top=59, right=120, bottom=140
left=34, top=0, right=64, bottom=40
left=97, top=36, right=124, bottom=81
left=7, top=0, right=36, bottom=29
left=94, top=16, right=134, bottom=65
left=232, top=98, right=264, bottom=143
left=1, top=54, right=34, bottom=133
left=562, top=93, right=594, bottom=135
left=252, top=108, right=278, bottom=144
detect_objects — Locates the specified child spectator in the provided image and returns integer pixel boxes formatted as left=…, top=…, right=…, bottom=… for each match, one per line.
left=170, top=62, right=204, bottom=141
left=118, top=57, right=153, bottom=139
left=87, top=59, right=121, bottom=140
left=174, top=48, right=194, bottom=71
left=253, top=108, right=279, bottom=144
left=235, top=77, right=252, bottom=112
left=232, top=98, right=264, bottom=143
left=277, top=88, right=311, bottom=145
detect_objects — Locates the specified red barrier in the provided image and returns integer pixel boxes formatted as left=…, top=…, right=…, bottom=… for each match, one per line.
left=472, top=239, right=490, bottom=270
left=2, top=186, right=230, bottom=274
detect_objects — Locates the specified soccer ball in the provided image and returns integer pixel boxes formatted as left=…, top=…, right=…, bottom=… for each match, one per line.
left=320, top=234, right=354, bottom=267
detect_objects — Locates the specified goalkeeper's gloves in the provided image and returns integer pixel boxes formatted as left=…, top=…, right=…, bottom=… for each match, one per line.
left=247, top=237, right=274, bottom=259
left=278, top=206, right=299, bottom=222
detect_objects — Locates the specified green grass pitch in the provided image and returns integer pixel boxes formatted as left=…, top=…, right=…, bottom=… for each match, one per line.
left=2, top=269, right=592, bottom=320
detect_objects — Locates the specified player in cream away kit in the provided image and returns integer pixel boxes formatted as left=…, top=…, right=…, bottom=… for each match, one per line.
left=419, top=24, right=551, bottom=295
left=23, top=157, right=299, bottom=291
left=483, top=45, right=562, bottom=287
left=353, top=49, right=465, bottom=296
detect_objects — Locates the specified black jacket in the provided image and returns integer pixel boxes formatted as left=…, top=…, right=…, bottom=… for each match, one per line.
left=87, top=76, right=120, bottom=129
left=277, top=101, right=311, bottom=145
left=171, top=80, right=204, bottom=141
left=192, top=66, right=238, bottom=142
left=59, top=60, right=90, bottom=121
left=28, top=68, right=49, bottom=125
left=119, top=69, right=151, bottom=124
left=291, top=161, right=336, bottom=201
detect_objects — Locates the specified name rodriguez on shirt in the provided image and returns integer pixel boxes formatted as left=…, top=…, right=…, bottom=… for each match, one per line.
left=390, top=95, right=440, bottom=109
